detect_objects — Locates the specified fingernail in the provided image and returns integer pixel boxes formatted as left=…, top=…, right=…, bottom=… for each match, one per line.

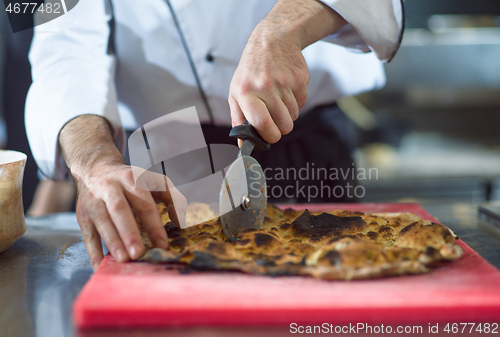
left=92, top=261, right=100, bottom=271
left=116, top=248, right=127, bottom=262
left=130, top=244, right=143, bottom=259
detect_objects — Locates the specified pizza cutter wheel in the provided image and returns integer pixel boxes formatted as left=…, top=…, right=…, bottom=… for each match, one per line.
left=219, top=121, right=270, bottom=239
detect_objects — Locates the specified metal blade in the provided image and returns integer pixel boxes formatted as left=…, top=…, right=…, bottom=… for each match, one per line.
left=219, top=155, right=267, bottom=239
left=239, top=139, right=255, bottom=157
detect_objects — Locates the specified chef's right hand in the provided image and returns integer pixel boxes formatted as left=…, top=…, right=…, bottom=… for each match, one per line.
left=59, top=115, right=186, bottom=270
left=228, top=0, right=347, bottom=145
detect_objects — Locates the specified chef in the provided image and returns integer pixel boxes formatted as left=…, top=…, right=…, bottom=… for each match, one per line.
left=25, top=0, right=403, bottom=269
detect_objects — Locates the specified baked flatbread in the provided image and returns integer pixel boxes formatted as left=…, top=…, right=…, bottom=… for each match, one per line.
left=138, top=203, right=462, bottom=280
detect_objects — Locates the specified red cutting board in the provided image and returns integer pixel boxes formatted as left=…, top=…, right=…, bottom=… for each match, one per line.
left=73, top=203, right=500, bottom=329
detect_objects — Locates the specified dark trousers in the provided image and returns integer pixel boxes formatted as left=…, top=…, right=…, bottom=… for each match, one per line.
left=1, top=25, right=37, bottom=211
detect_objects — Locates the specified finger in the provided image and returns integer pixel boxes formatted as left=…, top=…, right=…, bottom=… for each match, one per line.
left=238, top=95, right=282, bottom=143
left=124, top=186, right=168, bottom=249
left=137, top=170, right=186, bottom=229
left=229, top=96, right=246, bottom=128
left=290, top=60, right=310, bottom=108
left=293, top=85, right=308, bottom=109
left=228, top=97, right=245, bottom=148
left=283, top=88, right=300, bottom=122
left=266, top=95, right=294, bottom=135
left=90, top=199, right=130, bottom=263
left=102, top=188, right=145, bottom=260
left=159, top=177, right=187, bottom=229
left=78, top=214, right=104, bottom=270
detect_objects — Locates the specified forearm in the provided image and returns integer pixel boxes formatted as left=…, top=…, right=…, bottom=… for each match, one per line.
left=252, top=0, right=347, bottom=50
left=58, top=114, right=172, bottom=268
left=59, top=115, right=125, bottom=179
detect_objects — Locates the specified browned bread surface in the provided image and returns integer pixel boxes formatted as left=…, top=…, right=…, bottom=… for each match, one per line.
left=138, top=203, right=463, bottom=280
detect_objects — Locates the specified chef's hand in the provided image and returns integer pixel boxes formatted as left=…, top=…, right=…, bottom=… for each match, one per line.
left=59, top=115, right=186, bottom=270
left=229, top=0, right=347, bottom=144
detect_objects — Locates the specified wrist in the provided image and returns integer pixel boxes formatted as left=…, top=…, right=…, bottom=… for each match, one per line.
left=74, top=152, right=125, bottom=181
left=59, top=115, right=125, bottom=180
left=257, top=0, right=347, bottom=50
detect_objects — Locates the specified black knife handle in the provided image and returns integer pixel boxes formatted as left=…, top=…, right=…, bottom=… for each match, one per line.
left=229, top=120, right=271, bottom=151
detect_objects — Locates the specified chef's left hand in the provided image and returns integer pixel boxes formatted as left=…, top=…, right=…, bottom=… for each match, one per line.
left=229, top=0, right=347, bottom=144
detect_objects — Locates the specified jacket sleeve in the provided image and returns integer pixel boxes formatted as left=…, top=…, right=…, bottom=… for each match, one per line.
left=25, top=0, right=124, bottom=180
left=319, top=0, right=404, bottom=62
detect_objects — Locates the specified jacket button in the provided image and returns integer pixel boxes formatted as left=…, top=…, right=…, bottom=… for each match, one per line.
left=205, top=53, right=214, bottom=62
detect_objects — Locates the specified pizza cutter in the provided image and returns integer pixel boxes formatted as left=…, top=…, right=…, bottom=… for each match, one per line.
left=219, top=120, right=270, bottom=239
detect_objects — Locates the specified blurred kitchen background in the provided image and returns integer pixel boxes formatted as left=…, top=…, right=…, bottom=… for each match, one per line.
left=346, top=0, right=500, bottom=204
left=1, top=0, right=500, bottom=211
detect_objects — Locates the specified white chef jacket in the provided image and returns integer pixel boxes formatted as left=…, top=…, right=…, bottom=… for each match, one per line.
left=26, top=0, right=404, bottom=180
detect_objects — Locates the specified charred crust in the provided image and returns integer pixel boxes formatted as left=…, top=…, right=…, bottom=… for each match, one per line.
left=383, top=233, right=394, bottom=240
left=254, top=233, right=277, bottom=247
left=327, top=235, right=357, bottom=244
left=290, top=210, right=367, bottom=238
left=279, top=222, right=292, bottom=231
left=440, top=226, right=452, bottom=240
left=256, top=258, right=277, bottom=267
left=322, top=250, right=342, bottom=265
left=235, top=238, right=251, bottom=246
left=378, top=226, right=393, bottom=233
left=241, top=228, right=259, bottom=234
left=145, top=204, right=463, bottom=280
left=201, top=224, right=214, bottom=231
left=443, top=230, right=451, bottom=239
left=400, top=222, right=417, bottom=234
left=169, top=237, right=189, bottom=249
left=206, top=241, right=227, bottom=255
left=190, top=252, right=223, bottom=270
left=424, top=246, right=440, bottom=256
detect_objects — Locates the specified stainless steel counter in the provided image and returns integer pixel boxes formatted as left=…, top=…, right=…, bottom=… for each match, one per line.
left=1, top=203, right=499, bottom=337
left=0, top=214, right=93, bottom=337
